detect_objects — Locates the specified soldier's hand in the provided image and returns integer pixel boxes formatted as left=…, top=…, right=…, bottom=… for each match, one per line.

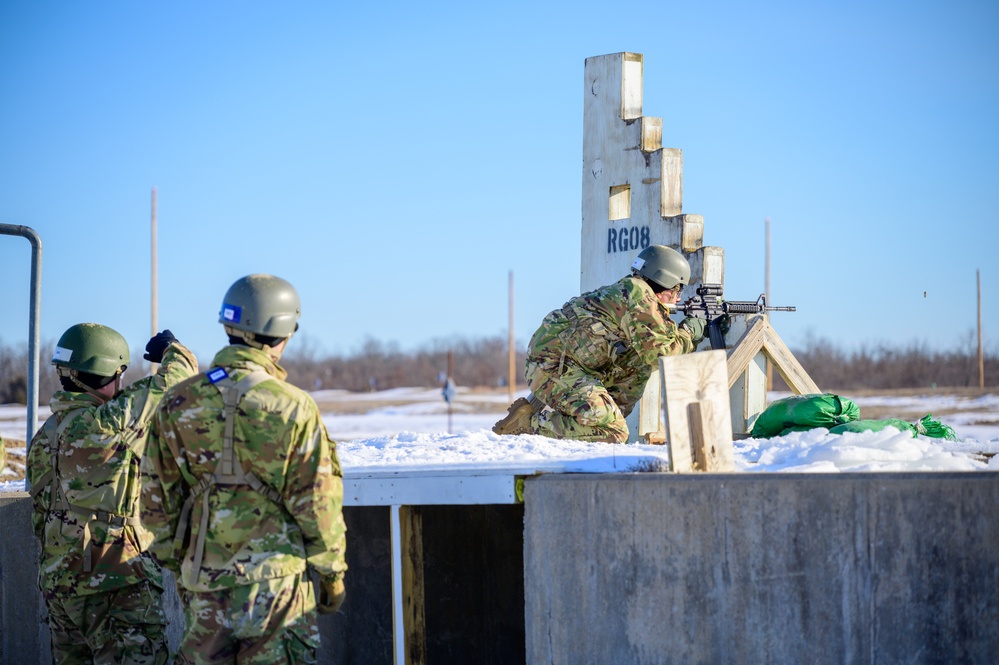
left=317, top=577, right=346, bottom=614
left=144, top=330, right=177, bottom=363
left=679, top=317, right=706, bottom=345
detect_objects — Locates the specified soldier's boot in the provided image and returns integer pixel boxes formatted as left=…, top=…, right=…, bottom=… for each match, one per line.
left=492, top=397, right=536, bottom=435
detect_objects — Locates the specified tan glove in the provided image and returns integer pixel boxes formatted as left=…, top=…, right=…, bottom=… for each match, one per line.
left=317, top=577, right=346, bottom=614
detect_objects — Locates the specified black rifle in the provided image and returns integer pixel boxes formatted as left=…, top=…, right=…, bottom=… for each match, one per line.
left=670, top=284, right=796, bottom=349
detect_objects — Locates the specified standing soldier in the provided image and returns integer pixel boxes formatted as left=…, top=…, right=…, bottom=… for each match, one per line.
left=26, top=323, right=198, bottom=664
left=493, top=245, right=706, bottom=442
left=141, top=274, right=347, bottom=663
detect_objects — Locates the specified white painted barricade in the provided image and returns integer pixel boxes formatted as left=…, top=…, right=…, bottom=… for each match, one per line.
left=580, top=52, right=726, bottom=442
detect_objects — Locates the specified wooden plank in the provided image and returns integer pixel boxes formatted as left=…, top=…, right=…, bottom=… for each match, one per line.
left=638, top=367, right=663, bottom=440
left=726, top=316, right=766, bottom=387
left=688, top=401, right=735, bottom=471
left=641, top=116, right=662, bottom=152
left=762, top=321, right=820, bottom=394
left=729, top=351, right=767, bottom=437
left=400, top=506, right=426, bottom=665
left=687, top=402, right=706, bottom=469
left=659, top=349, right=735, bottom=472
left=660, top=147, right=683, bottom=217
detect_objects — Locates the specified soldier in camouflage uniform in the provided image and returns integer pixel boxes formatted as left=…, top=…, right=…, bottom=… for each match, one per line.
left=494, top=245, right=707, bottom=443
left=141, top=274, right=347, bottom=665
left=25, top=323, right=198, bottom=664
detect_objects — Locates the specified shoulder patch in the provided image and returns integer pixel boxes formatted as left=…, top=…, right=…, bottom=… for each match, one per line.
left=207, top=367, right=229, bottom=384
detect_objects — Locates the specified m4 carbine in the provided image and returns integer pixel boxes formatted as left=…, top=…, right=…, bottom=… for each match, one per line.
left=670, top=284, right=796, bottom=350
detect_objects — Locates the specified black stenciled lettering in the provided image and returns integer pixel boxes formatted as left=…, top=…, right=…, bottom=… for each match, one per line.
left=607, top=228, right=617, bottom=253
left=640, top=226, right=650, bottom=249
left=629, top=226, right=639, bottom=250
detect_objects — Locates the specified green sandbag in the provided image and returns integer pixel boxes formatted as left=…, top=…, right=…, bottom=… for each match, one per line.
left=829, top=419, right=917, bottom=436
left=750, top=393, right=860, bottom=438
left=828, top=414, right=958, bottom=440
left=913, top=414, right=958, bottom=440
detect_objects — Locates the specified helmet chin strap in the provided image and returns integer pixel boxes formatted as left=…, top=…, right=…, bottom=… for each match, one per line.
left=225, top=325, right=289, bottom=362
left=57, top=366, right=122, bottom=404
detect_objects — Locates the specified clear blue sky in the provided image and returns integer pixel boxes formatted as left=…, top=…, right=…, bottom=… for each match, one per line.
left=2, top=1, right=997, bottom=367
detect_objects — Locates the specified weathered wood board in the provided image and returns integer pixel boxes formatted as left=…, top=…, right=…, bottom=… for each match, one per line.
left=659, top=349, right=735, bottom=472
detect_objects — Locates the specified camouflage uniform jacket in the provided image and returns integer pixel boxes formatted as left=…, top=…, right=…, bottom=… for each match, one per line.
left=527, top=276, right=696, bottom=411
left=25, top=342, right=199, bottom=596
left=140, top=344, right=347, bottom=593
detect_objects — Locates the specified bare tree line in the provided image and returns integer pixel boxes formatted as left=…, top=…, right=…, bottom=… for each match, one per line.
left=0, top=331, right=995, bottom=406
left=773, top=330, right=997, bottom=392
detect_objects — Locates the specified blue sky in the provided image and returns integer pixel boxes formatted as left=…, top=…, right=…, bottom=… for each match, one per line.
left=1, top=1, right=997, bottom=367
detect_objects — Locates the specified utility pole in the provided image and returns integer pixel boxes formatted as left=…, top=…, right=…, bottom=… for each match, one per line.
left=765, top=216, right=772, bottom=390
left=151, top=186, right=158, bottom=338
left=508, top=271, right=516, bottom=402
left=978, top=269, right=984, bottom=389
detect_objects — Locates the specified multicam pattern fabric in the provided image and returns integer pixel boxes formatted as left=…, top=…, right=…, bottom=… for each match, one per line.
left=176, top=574, right=320, bottom=665
left=26, top=342, right=199, bottom=596
left=140, top=344, right=346, bottom=658
left=25, top=342, right=197, bottom=664
left=525, top=276, right=695, bottom=442
left=46, top=579, right=169, bottom=665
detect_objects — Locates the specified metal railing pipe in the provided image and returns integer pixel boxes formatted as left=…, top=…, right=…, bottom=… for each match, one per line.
left=0, top=224, right=43, bottom=452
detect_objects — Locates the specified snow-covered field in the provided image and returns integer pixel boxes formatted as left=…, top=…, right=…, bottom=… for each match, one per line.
left=2, top=387, right=997, bottom=492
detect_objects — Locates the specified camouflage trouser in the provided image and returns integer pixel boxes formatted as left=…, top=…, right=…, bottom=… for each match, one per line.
left=178, top=573, right=320, bottom=665
left=526, top=358, right=630, bottom=443
left=45, top=579, right=168, bottom=664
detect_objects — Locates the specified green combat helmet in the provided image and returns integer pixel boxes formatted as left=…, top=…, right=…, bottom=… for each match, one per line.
left=219, top=274, right=301, bottom=355
left=630, top=245, right=691, bottom=291
left=52, top=323, right=130, bottom=400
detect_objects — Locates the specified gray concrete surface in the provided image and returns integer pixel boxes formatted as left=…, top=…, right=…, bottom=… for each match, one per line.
left=6, top=473, right=998, bottom=664
left=523, top=473, right=999, bottom=665
left=0, top=498, right=525, bottom=665
left=0, top=493, right=47, bottom=665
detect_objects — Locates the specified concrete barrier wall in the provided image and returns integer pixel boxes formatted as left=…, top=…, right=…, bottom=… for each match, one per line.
left=0, top=493, right=47, bottom=665
left=8, top=474, right=998, bottom=664
left=1, top=498, right=525, bottom=665
left=523, top=473, right=999, bottom=665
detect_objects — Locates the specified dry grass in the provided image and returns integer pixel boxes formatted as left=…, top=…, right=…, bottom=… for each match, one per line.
left=2, top=438, right=26, bottom=483
left=837, top=387, right=998, bottom=423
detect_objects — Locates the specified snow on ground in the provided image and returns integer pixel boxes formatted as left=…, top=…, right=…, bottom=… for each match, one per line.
left=2, top=388, right=998, bottom=492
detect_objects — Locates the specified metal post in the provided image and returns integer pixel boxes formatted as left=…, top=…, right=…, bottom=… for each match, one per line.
left=765, top=216, right=772, bottom=390
left=151, top=186, right=158, bottom=337
left=0, top=224, right=43, bottom=450
left=390, top=504, right=405, bottom=665
left=978, top=269, right=984, bottom=389
left=508, top=270, right=515, bottom=402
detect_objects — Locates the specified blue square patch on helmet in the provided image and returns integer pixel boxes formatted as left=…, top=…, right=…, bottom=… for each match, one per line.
left=221, top=304, right=242, bottom=324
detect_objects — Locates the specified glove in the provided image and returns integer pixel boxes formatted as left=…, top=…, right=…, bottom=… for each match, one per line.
left=143, top=330, right=177, bottom=363
left=317, top=577, right=346, bottom=614
left=679, top=317, right=706, bottom=345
